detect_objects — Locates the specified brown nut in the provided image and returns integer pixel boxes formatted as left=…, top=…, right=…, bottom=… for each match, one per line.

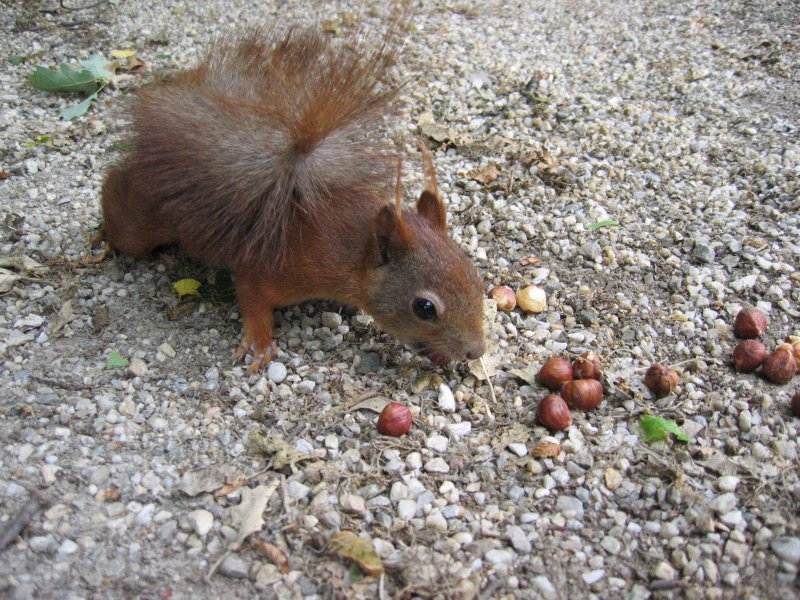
left=733, top=307, right=769, bottom=339
left=536, top=356, right=574, bottom=391
left=732, top=339, right=767, bottom=373
left=536, top=394, right=572, bottom=431
left=644, top=363, right=680, bottom=398
left=762, top=344, right=797, bottom=385
left=572, top=351, right=602, bottom=380
left=489, top=285, right=516, bottom=312
left=560, top=379, right=603, bottom=410
left=792, top=392, right=800, bottom=418
left=377, top=402, right=412, bottom=436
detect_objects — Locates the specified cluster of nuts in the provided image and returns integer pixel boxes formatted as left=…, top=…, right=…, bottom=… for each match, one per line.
left=489, top=285, right=547, bottom=314
left=731, top=308, right=798, bottom=385
left=535, top=352, right=604, bottom=431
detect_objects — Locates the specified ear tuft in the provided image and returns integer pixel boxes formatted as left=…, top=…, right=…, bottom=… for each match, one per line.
left=374, top=205, right=410, bottom=265
left=417, top=190, right=447, bottom=231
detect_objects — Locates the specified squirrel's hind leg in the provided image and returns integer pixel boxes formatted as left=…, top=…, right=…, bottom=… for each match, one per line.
left=100, top=164, right=177, bottom=257
left=234, top=272, right=279, bottom=372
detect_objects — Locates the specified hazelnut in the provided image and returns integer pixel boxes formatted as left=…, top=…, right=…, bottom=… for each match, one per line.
left=644, top=363, right=679, bottom=398
left=489, top=285, right=516, bottom=312
left=572, top=351, right=602, bottom=380
left=762, top=344, right=797, bottom=385
left=536, top=394, right=572, bottom=431
left=377, top=402, right=412, bottom=436
left=536, top=356, right=573, bottom=391
left=733, top=307, right=768, bottom=339
left=560, top=379, right=603, bottom=410
left=732, top=339, right=767, bottom=373
left=517, top=285, right=547, bottom=314
left=786, top=336, right=800, bottom=371
left=791, top=392, right=800, bottom=418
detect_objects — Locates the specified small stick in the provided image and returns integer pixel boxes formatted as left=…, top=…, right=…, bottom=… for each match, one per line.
left=479, top=356, right=496, bottom=420
left=0, top=495, right=43, bottom=554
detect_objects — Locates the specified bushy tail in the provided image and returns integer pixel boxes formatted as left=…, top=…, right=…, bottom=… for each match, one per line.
left=126, top=21, right=406, bottom=268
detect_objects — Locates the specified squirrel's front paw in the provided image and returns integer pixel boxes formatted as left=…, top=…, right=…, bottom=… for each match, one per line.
left=234, top=338, right=278, bottom=373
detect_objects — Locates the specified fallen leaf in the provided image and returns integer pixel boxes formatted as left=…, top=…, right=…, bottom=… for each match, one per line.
left=467, top=163, right=501, bottom=185
left=347, top=396, right=391, bottom=414
left=179, top=464, right=241, bottom=497
left=105, top=350, right=129, bottom=369
left=92, top=304, right=110, bottom=334
left=0, top=254, right=48, bottom=274
left=111, top=49, right=135, bottom=59
left=95, top=486, right=121, bottom=502
left=230, top=482, right=279, bottom=549
left=532, top=441, right=561, bottom=458
left=468, top=352, right=498, bottom=381
left=0, top=171, right=11, bottom=180
left=173, top=278, right=201, bottom=297
left=519, top=255, right=541, bottom=266
left=213, top=482, right=242, bottom=498
left=330, top=531, right=384, bottom=576
left=48, top=300, right=74, bottom=335
left=586, top=219, right=620, bottom=231
left=251, top=538, right=290, bottom=574
left=246, top=431, right=319, bottom=470
left=509, top=365, right=538, bottom=386
left=639, top=414, right=689, bottom=444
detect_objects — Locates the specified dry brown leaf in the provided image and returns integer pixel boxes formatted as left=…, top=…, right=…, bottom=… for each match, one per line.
left=213, top=482, right=242, bottom=498
left=231, top=482, right=278, bottom=549
left=532, top=441, right=561, bottom=458
left=48, top=300, right=74, bottom=336
left=252, top=538, right=290, bottom=574
left=95, top=486, right=121, bottom=502
left=467, top=163, right=501, bottom=185
left=519, top=255, right=542, bottom=266
left=346, top=395, right=391, bottom=414
left=330, top=531, right=384, bottom=576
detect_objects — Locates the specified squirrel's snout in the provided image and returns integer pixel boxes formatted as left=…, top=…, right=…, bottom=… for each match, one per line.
left=464, top=339, right=486, bottom=361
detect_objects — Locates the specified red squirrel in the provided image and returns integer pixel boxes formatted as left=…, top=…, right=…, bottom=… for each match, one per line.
left=100, top=27, right=486, bottom=370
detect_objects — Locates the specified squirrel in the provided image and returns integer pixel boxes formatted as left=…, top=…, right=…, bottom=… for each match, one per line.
left=100, top=26, right=486, bottom=370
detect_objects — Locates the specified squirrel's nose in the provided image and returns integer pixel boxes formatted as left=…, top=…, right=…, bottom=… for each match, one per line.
left=465, top=340, right=486, bottom=361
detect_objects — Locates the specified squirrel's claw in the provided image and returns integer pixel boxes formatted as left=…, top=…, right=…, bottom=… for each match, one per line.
left=234, top=338, right=278, bottom=373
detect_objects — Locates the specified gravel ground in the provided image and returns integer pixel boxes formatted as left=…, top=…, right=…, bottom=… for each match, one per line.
left=1, top=1, right=799, bottom=599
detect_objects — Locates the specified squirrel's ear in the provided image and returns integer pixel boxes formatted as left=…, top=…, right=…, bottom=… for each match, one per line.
left=417, top=190, right=447, bottom=231
left=374, top=205, right=411, bottom=266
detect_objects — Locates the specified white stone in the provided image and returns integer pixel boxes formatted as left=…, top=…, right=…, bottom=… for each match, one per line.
left=485, top=548, right=515, bottom=566
left=188, top=509, right=214, bottom=536
left=425, top=511, right=448, bottom=532
left=532, top=576, right=557, bottom=600
left=709, top=492, right=737, bottom=514
left=582, top=569, right=604, bottom=584
left=437, top=384, right=456, bottom=412
left=426, top=434, right=449, bottom=453
left=397, top=499, right=416, bottom=520
left=717, top=476, right=740, bottom=492
left=507, top=443, right=527, bottom=457
left=424, top=457, right=450, bottom=473
left=267, top=362, right=287, bottom=383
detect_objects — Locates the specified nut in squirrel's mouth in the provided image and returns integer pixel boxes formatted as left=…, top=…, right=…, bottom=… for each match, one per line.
left=415, top=343, right=451, bottom=367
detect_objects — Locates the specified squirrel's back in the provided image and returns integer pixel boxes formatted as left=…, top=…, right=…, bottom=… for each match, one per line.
left=121, top=27, right=400, bottom=268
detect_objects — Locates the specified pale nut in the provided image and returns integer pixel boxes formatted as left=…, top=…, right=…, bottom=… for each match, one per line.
left=517, top=285, right=547, bottom=313
left=536, top=394, right=572, bottom=431
left=489, top=285, right=516, bottom=312
left=377, top=402, right=412, bottom=436
left=785, top=336, right=800, bottom=372
left=733, top=307, right=768, bottom=339
left=762, top=344, right=797, bottom=385
left=536, top=356, right=573, bottom=391
left=560, top=379, right=603, bottom=411
left=572, top=351, right=602, bottom=380
left=644, top=364, right=679, bottom=398
left=531, top=441, right=561, bottom=458
left=732, top=339, right=767, bottom=373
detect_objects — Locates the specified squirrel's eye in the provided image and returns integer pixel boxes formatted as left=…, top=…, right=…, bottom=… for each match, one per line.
left=412, top=297, right=437, bottom=321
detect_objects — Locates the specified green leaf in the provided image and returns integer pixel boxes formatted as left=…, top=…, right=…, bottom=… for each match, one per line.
left=79, top=54, right=115, bottom=80
left=60, top=89, right=101, bottom=120
left=29, top=64, right=101, bottom=95
left=639, top=415, right=689, bottom=444
left=106, top=350, right=129, bottom=369
left=586, top=219, right=620, bottom=231
left=173, top=278, right=202, bottom=297
left=9, top=55, right=29, bottom=65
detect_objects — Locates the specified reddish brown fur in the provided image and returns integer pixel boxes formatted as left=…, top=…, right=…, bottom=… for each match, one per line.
left=101, top=27, right=485, bottom=369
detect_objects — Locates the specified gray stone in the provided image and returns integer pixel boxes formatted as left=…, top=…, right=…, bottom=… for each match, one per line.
left=709, top=493, right=737, bottom=514
left=531, top=576, right=557, bottom=600
left=771, top=537, right=800, bottom=564
left=220, top=554, right=250, bottom=579
left=506, top=525, right=531, bottom=553
left=555, top=495, right=583, bottom=518
left=267, top=362, right=287, bottom=384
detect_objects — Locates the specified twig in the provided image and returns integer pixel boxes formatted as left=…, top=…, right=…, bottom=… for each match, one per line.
left=479, top=356, right=496, bottom=421
left=0, top=494, right=44, bottom=554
